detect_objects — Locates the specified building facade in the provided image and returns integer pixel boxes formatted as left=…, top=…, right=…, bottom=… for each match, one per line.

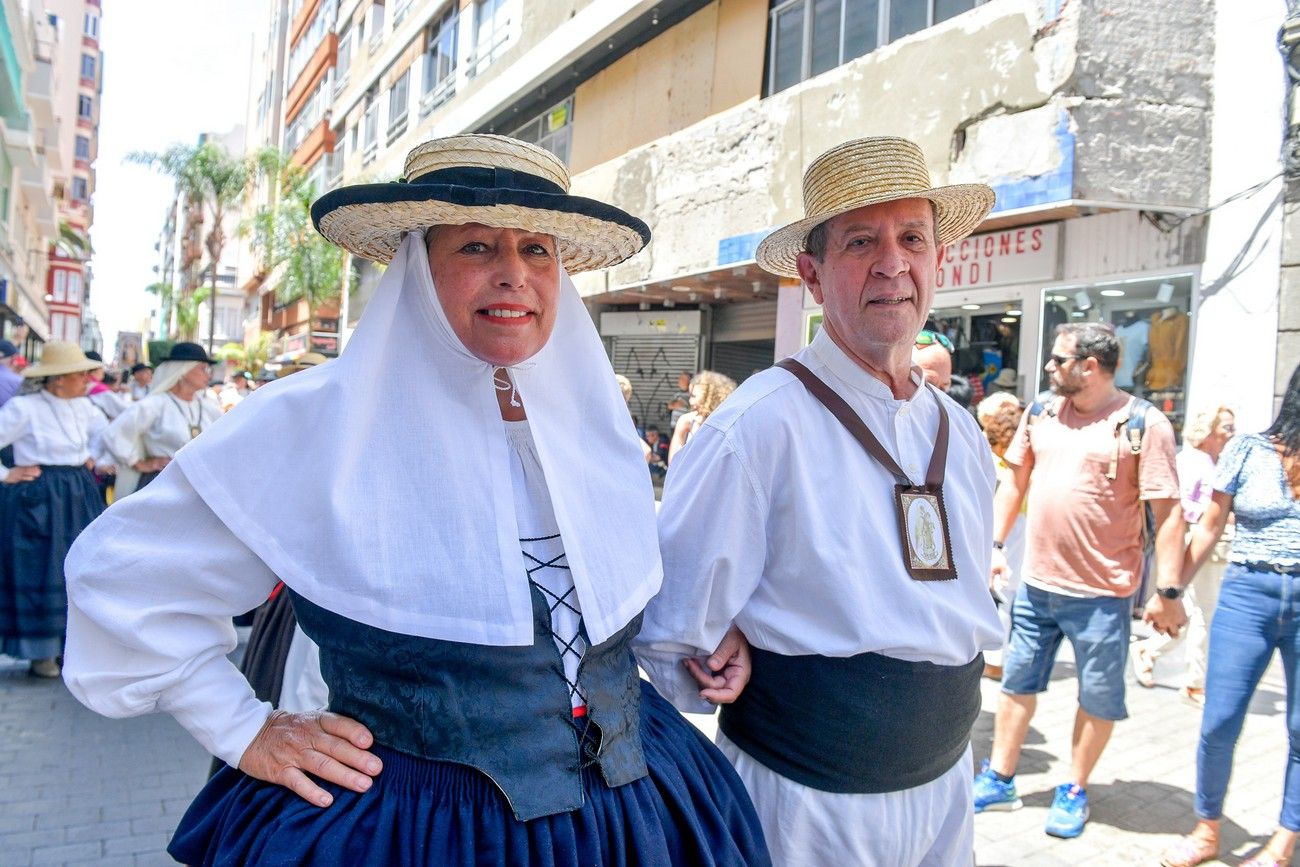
left=0, top=0, right=104, bottom=358
left=240, top=0, right=1283, bottom=432
left=0, top=0, right=55, bottom=355
left=43, top=0, right=102, bottom=353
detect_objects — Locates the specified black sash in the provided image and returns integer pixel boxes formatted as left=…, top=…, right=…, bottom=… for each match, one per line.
left=719, top=647, right=983, bottom=793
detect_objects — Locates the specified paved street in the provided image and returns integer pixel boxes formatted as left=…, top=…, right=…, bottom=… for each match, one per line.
left=0, top=630, right=1289, bottom=866
left=969, top=635, right=1288, bottom=867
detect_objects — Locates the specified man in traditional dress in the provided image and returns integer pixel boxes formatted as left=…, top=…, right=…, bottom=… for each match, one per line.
left=637, top=137, right=1005, bottom=866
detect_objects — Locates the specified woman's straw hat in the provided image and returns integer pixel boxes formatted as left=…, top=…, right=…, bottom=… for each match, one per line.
left=22, top=341, right=103, bottom=378
left=755, top=137, right=996, bottom=279
left=311, top=134, right=650, bottom=272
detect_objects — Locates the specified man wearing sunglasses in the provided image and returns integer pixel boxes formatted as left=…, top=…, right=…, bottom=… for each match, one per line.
left=974, top=321, right=1184, bottom=840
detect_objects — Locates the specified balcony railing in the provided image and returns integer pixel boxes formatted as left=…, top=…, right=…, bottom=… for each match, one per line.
left=420, top=78, right=455, bottom=118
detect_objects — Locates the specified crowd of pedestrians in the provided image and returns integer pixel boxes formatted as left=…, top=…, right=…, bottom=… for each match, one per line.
left=0, top=131, right=1295, bottom=867
left=0, top=338, right=303, bottom=682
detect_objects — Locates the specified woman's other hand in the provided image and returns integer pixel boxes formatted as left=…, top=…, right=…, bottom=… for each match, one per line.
left=684, top=624, right=751, bottom=705
left=238, top=710, right=383, bottom=807
left=4, top=465, right=41, bottom=484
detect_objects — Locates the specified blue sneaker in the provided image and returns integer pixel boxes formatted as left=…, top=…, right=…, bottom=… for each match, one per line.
left=973, top=760, right=1022, bottom=812
left=1044, top=783, right=1089, bottom=838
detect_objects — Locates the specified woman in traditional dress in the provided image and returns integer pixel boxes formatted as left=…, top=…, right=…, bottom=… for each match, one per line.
left=99, top=341, right=221, bottom=496
left=0, top=342, right=109, bottom=678
left=63, top=135, right=769, bottom=866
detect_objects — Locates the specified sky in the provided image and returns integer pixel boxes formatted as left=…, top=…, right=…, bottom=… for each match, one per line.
left=88, top=0, right=262, bottom=354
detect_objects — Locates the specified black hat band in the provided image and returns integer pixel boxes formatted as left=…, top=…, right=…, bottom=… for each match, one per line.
left=407, top=166, right=567, bottom=199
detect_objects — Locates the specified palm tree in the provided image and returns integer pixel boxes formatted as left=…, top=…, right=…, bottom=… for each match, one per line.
left=129, top=140, right=253, bottom=354
left=56, top=221, right=91, bottom=259
left=246, top=153, right=350, bottom=352
left=145, top=281, right=174, bottom=338
left=174, top=286, right=210, bottom=342
left=217, top=332, right=271, bottom=375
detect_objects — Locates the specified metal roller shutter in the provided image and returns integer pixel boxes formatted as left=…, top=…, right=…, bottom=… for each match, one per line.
left=606, top=334, right=701, bottom=433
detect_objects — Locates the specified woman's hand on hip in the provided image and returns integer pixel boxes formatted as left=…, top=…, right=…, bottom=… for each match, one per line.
left=238, top=710, right=383, bottom=807
left=3, top=465, right=40, bottom=484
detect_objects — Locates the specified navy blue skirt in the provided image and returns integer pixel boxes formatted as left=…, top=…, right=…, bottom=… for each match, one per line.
left=170, top=681, right=770, bottom=866
left=0, top=465, right=103, bottom=653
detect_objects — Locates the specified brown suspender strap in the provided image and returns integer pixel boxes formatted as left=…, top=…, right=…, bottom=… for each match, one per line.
left=775, top=358, right=950, bottom=490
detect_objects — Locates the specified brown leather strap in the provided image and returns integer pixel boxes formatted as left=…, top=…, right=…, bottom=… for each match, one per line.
left=776, top=358, right=950, bottom=490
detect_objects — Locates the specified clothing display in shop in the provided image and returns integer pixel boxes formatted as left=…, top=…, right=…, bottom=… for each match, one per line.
left=1145, top=308, right=1189, bottom=390
left=1114, top=316, right=1150, bottom=390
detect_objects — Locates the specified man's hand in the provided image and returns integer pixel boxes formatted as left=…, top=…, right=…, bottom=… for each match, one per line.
left=683, top=625, right=751, bottom=705
left=1142, top=593, right=1188, bottom=638
left=238, top=710, right=382, bottom=808
left=989, top=547, right=1010, bottom=593
left=4, top=465, right=41, bottom=484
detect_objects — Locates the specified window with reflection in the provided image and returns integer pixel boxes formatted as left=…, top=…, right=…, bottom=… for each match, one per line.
left=766, top=0, right=982, bottom=95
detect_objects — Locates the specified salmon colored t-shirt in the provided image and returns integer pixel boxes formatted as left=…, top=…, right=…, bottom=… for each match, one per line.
left=1003, top=392, right=1179, bottom=598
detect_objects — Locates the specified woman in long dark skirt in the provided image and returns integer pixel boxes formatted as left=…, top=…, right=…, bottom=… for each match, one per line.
left=99, top=341, right=220, bottom=497
left=0, top=342, right=109, bottom=678
left=61, top=135, right=770, bottom=866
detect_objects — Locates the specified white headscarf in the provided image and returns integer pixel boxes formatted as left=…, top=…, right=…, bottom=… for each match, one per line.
left=149, top=360, right=201, bottom=395
left=175, top=232, right=662, bottom=646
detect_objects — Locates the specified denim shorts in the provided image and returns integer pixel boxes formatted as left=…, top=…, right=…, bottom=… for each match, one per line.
left=1001, top=582, right=1134, bottom=721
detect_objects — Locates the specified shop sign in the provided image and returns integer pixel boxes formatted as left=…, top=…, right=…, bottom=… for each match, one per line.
left=310, top=332, right=339, bottom=354
left=935, top=224, right=1059, bottom=290
left=599, top=310, right=702, bottom=336
left=283, top=331, right=308, bottom=355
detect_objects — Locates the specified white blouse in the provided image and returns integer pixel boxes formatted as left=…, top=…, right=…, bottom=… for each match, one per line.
left=0, top=392, right=109, bottom=470
left=505, top=420, right=586, bottom=709
left=100, top=392, right=222, bottom=465
left=88, top=389, right=130, bottom=421
left=64, top=419, right=587, bottom=766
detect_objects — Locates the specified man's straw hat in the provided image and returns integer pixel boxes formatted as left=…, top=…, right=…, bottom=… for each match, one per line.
left=311, top=134, right=650, bottom=273
left=756, top=137, right=996, bottom=279
left=22, top=341, right=103, bottom=378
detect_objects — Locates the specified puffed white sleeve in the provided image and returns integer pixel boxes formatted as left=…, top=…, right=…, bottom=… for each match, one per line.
left=633, top=423, right=769, bottom=714
left=63, top=462, right=279, bottom=767
left=98, top=397, right=159, bottom=467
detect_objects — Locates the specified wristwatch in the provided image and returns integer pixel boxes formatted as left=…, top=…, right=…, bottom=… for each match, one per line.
left=992, top=540, right=1005, bottom=550
left=1155, top=585, right=1183, bottom=600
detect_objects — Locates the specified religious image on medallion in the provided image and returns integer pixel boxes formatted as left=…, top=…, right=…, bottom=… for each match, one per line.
left=902, top=493, right=949, bottom=570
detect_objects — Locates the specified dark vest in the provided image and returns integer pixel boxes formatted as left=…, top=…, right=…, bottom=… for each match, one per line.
left=289, top=587, right=648, bottom=821
left=719, top=647, right=983, bottom=794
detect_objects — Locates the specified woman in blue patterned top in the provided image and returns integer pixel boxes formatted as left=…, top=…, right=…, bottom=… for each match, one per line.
left=1161, top=364, right=1300, bottom=867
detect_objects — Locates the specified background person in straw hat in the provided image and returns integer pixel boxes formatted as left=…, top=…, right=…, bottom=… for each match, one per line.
left=99, top=341, right=222, bottom=497
left=637, top=136, right=1004, bottom=866
left=62, top=134, right=769, bottom=866
left=0, top=342, right=112, bottom=678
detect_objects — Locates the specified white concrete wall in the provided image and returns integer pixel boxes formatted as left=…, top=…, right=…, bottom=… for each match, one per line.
left=1186, top=1, right=1286, bottom=432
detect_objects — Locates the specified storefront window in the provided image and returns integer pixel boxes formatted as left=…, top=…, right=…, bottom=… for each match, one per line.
left=1038, top=273, right=1194, bottom=429
left=928, top=300, right=1024, bottom=405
